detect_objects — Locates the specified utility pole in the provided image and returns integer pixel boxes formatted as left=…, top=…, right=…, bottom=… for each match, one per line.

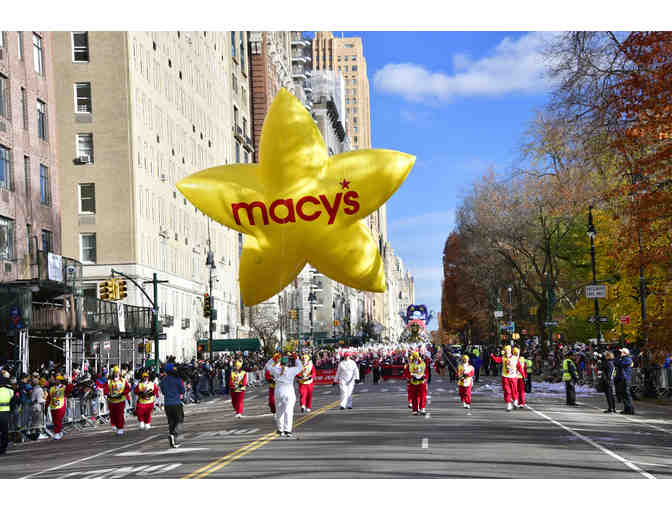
left=587, top=206, right=601, bottom=345
left=207, top=220, right=215, bottom=362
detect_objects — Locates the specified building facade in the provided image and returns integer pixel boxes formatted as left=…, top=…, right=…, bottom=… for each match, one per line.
left=0, top=31, right=62, bottom=282
left=52, top=31, right=251, bottom=361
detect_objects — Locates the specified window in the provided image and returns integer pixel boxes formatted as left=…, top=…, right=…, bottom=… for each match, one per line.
left=41, top=229, right=53, bottom=253
left=39, top=164, right=50, bottom=205
left=37, top=100, right=48, bottom=141
left=0, top=32, right=4, bottom=48
left=242, top=117, right=247, bottom=137
left=354, top=126, right=359, bottom=133
left=76, top=133, right=93, bottom=162
left=337, top=56, right=341, bottom=62
left=235, top=142, right=240, bottom=163
left=351, top=55, right=357, bottom=61
left=233, top=105, right=239, bottom=128
left=79, top=183, right=95, bottom=213
left=74, top=82, right=92, bottom=113
left=352, top=97, right=357, bottom=104
left=344, top=66, right=348, bottom=72
left=352, top=79, right=357, bottom=85
left=351, top=65, right=358, bottom=71
left=23, top=156, right=30, bottom=196
left=231, top=32, right=236, bottom=59
left=239, top=32, right=245, bottom=68
left=346, top=108, right=350, bottom=114
left=345, top=98, right=349, bottom=105
left=80, top=233, right=96, bottom=263
left=17, top=32, right=23, bottom=60
left=0, top=146, right=11, bottom=190
left=354, top=136, right=358, bottom=144
left=345, top=43, right=354, bottom=48
left=33, top=33, right=44, bottom=75
left=0, top=216, right=15, bottom=260
left=244, top=150, right=248, bottom=163
left=26, top=224, right=31, bottom=254
left=353, top=117, right=358, bottom=124
left=72, top=32, right=89, bottom=62
left=0, top=74, right=7, bottom=119
left=20, top=88, right=27, bottom=129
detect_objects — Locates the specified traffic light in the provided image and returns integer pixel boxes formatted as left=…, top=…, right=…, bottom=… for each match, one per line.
left=117, top=279, right=128, bottom=300
left=98, top=279, right=115, bottom=300
left=203, top=293, right=211, bottom=317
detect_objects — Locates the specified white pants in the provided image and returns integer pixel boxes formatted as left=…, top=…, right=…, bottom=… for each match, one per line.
left=339, top=381, right=355, bottom=408
left=274, top=386, right=296, bottom=433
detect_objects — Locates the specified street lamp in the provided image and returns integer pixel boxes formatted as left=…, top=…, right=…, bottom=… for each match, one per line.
left=507, top=286, right=513, bottom=344
left=308, top=291, right=317, bottom=347
left=587, top=205, right=601, bottom=345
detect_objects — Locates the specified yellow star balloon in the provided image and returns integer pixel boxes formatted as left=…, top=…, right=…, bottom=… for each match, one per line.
left=177, top=89, right=415, bottom=306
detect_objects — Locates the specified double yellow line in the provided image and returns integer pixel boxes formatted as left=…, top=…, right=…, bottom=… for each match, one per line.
left=183, top=399, right=341, bottom=479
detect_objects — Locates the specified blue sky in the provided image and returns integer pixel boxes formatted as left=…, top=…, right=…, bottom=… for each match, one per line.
left=344, top=31, right=556, bottom=325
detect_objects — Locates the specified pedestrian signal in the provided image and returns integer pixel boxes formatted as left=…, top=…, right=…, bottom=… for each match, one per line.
left=98, top=279, right=115, bottom=300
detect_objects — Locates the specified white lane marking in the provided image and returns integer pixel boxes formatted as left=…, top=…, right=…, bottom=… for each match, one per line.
left=634, top=461, right=672, bottom=468
left=115, top=447, right=209, bottom=456
left=425, top=413, right=431, bottom=419
left=580, top=403, right=672, bottom=435
left=158, top=463, right=182, bottom=473
left=21, top=434, right=158, bottom=479
left=107, top=464, right=152, bottom=478
left=421, top=438, right=429, bottom=449
left=381, top=388, right=389, bottom=392
left=361, top=389, right=369, bottom=392
left=527, top=405, right=655, bottom=479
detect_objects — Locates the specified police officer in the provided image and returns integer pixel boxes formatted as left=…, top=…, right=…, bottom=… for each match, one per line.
left=563, top=351, right=578, bottom=406
left=524, top=354, right=533, bottom=393
left=0, top=374, right=13, bottom=455
left=160, top=363, right=185, bottom=448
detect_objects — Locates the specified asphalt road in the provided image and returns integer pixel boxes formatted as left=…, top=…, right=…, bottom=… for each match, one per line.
left=3, top=375, right=672, bottom=479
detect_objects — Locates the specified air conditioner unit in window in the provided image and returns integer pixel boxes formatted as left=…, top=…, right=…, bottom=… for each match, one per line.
left=159, top=227, right=169, bottom=239
left=160, top=174, right=167, bottom=182
left=181, top=318, right=190, bottom=329
left=78, top=154, right=91, bottom=164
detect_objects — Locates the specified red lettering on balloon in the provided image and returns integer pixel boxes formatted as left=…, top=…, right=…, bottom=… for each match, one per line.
left=343, top=191, right=360, bottom=215
left=319, top=193, right=342, bottom=225
left=269, top=199, right=296, bottom=224
left=232, top=201, right=269, bottom=226
left=296, top=195, right=322, bottom=222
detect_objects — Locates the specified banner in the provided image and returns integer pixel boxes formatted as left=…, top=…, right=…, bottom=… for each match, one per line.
left=382, top=364, right=406, bottom=380
left=314, top=369, right=337, bottom=385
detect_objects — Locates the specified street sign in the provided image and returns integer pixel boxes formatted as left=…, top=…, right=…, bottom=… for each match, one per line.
left=158, top=333, right=167, bottom=340
left=588, top=316, right=609, bottom=323
left=544, top=321, right=558, bottom=326
left=585, top=285, right=607, bottom=299
left=620, top=315, right=630, bottom=325
left=494, top=311, right=504, bottom=318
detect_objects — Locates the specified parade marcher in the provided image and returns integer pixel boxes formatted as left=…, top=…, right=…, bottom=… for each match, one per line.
left=408, top=352, right=428, bottom=416
left=45, top=374, right=72, bottom=440
left=514, top=347, right=527, bottom=408
left=372, top=358, right=381, bottom=384
left=265, top=354, right=304, bottom=438
left=104, top=366, right=131, bottom=435
left=0, top=374, right=13, bottom=454
left=457, top=355, right=474, bottom=409
left=601, top=351, right=617, bottom=413
left=134, top=372, right=158, bottom=430
left=562, top=351, right=578, bottom=406
left=402, top=359, right=412, bottom=409
left=265, top=353, right=281, bottom=415
left=490, top=345, right=524, bottom=411
left=160, top=363, right=185, bottom=448
left=335, top=353, right=360, bottom=410
left=524, top=354, right=533, bottom=394
left=616, top=348, right=635, bottom=415
left=297, top=354, right=316, bottom=413
left=229, top=360, right=247, bottom=418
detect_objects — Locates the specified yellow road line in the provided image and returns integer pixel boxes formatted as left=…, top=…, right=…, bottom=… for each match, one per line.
left=185, top=399, right=341, bottom=479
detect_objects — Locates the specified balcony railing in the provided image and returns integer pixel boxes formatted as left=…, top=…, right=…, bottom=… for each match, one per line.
left=17, top=249, right=83, bottom=287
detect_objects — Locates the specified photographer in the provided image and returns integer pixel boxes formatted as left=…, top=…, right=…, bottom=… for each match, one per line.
left=616, top=348, right=636, bottom=415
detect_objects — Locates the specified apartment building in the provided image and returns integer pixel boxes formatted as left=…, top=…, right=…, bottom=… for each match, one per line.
left=0, top=31, right=61, bottom=282
left=52, top=31, right=252, bottom=361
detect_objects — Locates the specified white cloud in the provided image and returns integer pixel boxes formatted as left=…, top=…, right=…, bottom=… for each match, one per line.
left=374, top=32, right=560, bottom=103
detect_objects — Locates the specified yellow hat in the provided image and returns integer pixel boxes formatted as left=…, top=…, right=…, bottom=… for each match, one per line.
left=504, top=345, right=512, bottom=352
left=112, top=366, right=120, bottom=373
left=513, top=347, right=520, bottom=354
left=234, top=361, right=243, bottom=369
left=273, top=353, right=281, bottom=362
left=462, top=354, right=469, bottom=362
left=142, top=372, right=149, bottom=378
left=39, top=378, right=48, bottom=386
left=56, top=375, right=65, bottom=381
left=302, top=354, right=310, bottom=360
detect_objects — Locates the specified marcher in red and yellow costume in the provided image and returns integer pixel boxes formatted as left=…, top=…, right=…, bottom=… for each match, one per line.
left=229, top=361, right=247, bottom=418
left=457, top=355, right=474, bottom=409
left=105, top=366, right=131, bottom=434
left=490, top=345, right=524, bottom=411
left=134, top=372, right=158, bottom=429
left=297, top=353, right=316, bottom=413
left=266, top=353, right=281, bottom=414
left=46, top=375, right=72, bottom=440
left=408, top=352, right=428, bottom=415
left=514, top=347, right=527, bottom=408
